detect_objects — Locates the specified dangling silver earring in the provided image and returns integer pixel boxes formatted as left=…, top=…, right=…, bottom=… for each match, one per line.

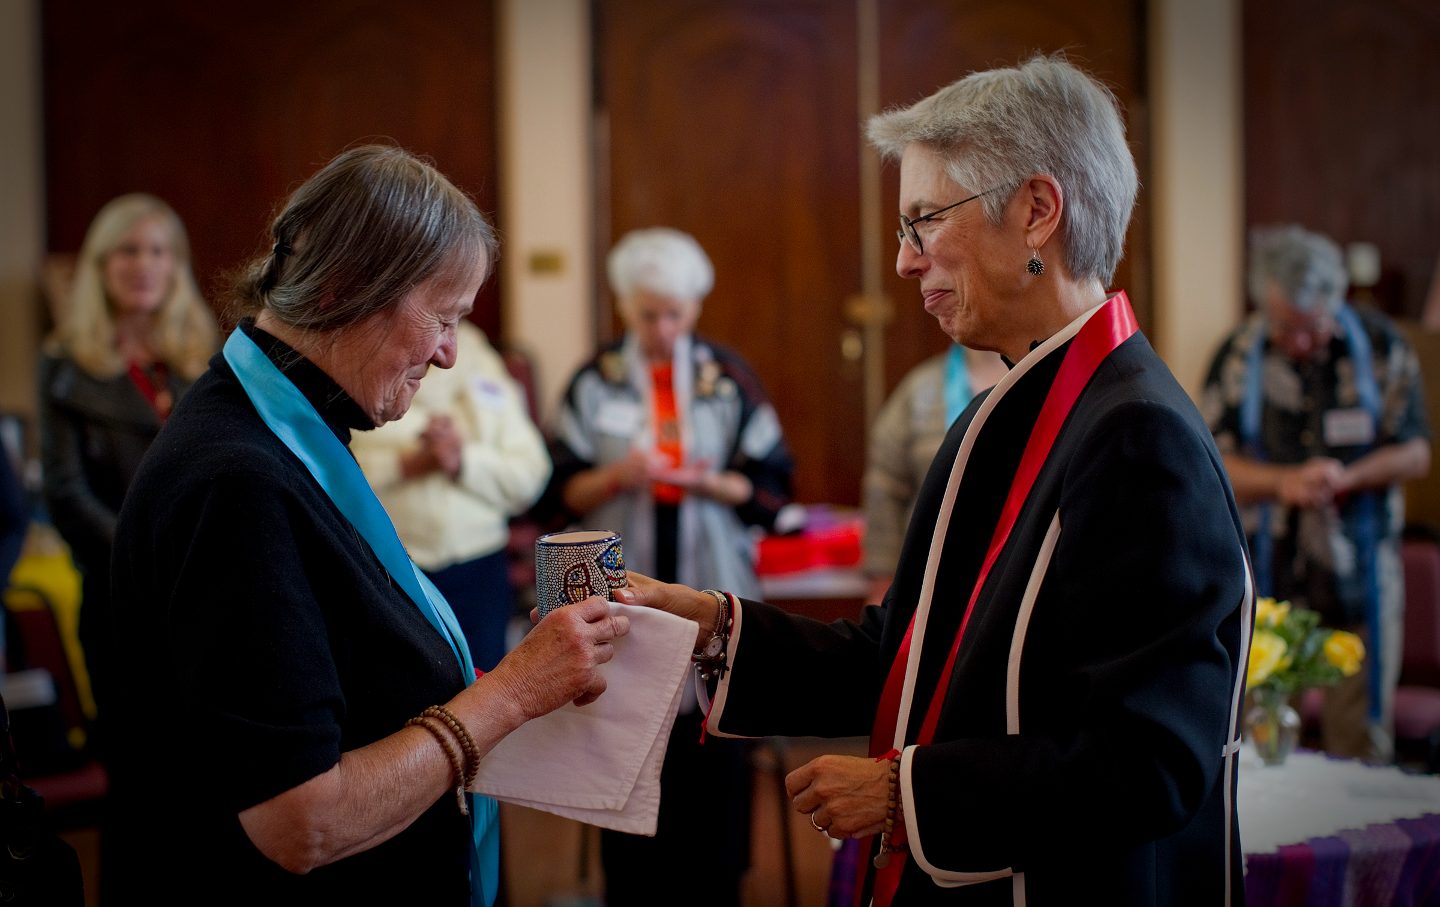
left=1026, top=248, right=1045, bottom=276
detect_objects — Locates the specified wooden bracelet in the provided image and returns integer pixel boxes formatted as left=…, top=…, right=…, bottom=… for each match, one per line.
left=407, top=716, right=469, bottom=815
left=874, top=754, right=903, bottom=869
left=421, top=705, right=479, bottom=787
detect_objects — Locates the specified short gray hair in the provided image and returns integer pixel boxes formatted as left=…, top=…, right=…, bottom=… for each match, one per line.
left=866, top=54, right=1137, bottom=284
left=1247, top=224, right=1347, bottom=315
left=231, top=144, right=498, bottom=333
left=607, top=227, right=714, bottom=307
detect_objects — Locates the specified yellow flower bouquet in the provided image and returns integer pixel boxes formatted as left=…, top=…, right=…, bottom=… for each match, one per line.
left=1248, top=598, right=1364, bottom=693
left=1245, top=597, right=1365, bottom=765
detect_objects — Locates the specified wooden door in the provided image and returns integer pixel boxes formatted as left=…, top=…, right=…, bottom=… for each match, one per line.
left=598, top=0, right=1147, bottom=507
left=598, top=0, right=864, bottom=507
left=42, top=0, right=502, bottom=336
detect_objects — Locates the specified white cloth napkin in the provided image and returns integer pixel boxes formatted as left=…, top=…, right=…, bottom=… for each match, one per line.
left=470, top=603, right=697, bottom=835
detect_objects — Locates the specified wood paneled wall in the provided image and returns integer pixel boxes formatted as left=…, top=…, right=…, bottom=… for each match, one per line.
left=598, top=0, right=1147, bottom=507
left=42, top=0, right=502, bottom=335
left=1244, top=0, right=1440, bottom=321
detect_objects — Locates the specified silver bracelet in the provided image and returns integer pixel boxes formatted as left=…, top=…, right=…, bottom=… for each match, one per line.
left=693, top=589, right=732, bottom=680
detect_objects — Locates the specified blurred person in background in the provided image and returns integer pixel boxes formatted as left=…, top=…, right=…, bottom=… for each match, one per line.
left=37, top=193, right=218, bottom=730
left=1203, top=224, right=1431, bottom=761
left=353, top=318, right=550, bottom=673
left=544, top=226, right=794, bottom=906
left=862, top=345, right=1005, bottom=603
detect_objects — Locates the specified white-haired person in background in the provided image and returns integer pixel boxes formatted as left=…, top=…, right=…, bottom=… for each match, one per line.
left=544, top=226, right=794, bottom=906
left=1203, top=224, right=1431, bottom=762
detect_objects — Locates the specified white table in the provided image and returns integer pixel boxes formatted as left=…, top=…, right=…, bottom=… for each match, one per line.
left=1239, top=749, right=1440, bottom=905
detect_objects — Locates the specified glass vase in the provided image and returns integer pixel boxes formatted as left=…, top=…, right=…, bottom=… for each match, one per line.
left=1245, top=689, right=1301, bottom=766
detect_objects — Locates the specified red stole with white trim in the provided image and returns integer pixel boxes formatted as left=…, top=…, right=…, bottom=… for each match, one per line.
left=864, top=293, right=1138, bottom=907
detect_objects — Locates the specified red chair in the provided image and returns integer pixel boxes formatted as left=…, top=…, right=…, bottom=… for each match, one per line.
left=1394, top=536, right=1440, bottom=770
left=2, top=584, right=108, bottom=827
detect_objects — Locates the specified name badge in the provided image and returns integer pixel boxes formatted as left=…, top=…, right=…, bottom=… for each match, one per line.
left=1323, top=407, right=1376, bottom=447
left=594, top=399, right=642, bottom=437
left=469, top=376, right=507, bottom=410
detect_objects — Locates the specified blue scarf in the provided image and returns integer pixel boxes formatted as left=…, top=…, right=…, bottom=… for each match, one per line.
left=943, top=344, right=975, bottom=427
left=1240, top=304, right=1383, bottom=721
left=224, top=328, right=499, bottom=907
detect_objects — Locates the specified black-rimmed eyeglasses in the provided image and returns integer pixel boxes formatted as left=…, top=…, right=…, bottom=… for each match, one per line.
left=897, top=188, right=1000, bottom=256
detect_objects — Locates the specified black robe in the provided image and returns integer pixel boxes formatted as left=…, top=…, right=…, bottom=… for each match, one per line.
left=708, top=315, right=1250, bottom=905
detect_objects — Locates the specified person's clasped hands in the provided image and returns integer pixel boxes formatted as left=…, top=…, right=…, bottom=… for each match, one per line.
left=420, top=414, right=464, bottom=480
left=604, top=450, right=752, bottom=505
left=397, top=413, right=466, bottom=482
left=1277, top=455, right=1349, bottom=509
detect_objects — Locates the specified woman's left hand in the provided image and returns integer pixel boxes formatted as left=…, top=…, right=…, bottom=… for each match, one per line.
left=786, top=754, right=891, bottom=840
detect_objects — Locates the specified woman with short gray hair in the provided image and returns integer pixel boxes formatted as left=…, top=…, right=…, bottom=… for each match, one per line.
left=108, top=145, right=628, bottom=906
left=866, top=53, right=1137, bottom=286
left=621, top=55, right=1250, bottom=905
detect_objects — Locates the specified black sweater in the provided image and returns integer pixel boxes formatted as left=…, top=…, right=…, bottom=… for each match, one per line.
left=109, top=323, right=472, bottom=905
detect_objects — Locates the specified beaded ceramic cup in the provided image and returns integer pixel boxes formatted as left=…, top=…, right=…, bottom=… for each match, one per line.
left=535, top=530, right=627, bottom=618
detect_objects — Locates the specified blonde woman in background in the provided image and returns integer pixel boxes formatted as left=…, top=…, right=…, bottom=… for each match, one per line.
left=38, top=193, right=218, bottom=723
left=38, top=193, right=218, bottom=903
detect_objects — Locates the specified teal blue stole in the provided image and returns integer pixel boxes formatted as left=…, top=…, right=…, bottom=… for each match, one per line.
left=224, top=328, right=499, bottom=907
left=943, top=343, right=975, bottom=427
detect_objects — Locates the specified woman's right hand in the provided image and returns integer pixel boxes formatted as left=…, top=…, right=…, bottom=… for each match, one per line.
left=481, top=596, right=630, bottom=723
left=614, top=572, right=719, bottom=651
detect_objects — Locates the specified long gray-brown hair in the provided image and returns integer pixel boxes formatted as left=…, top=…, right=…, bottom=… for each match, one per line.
left=231, top=144, right=498, bottom=334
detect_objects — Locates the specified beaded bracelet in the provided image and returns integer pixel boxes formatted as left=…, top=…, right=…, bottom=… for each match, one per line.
left=407, top=716, right=470, bottom=815
left=873, top=753, right=903, bottom=869
left=422, top=705, right=479, bottom=788
left=692, top=589, right=733, bottom=681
